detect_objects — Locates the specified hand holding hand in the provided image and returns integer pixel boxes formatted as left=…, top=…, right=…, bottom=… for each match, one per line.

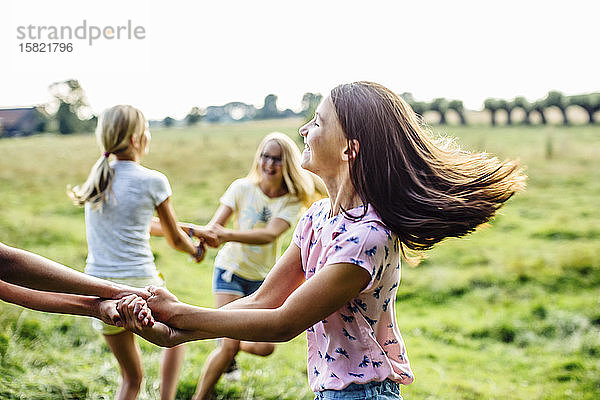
left=192, top=243, right=206, bottom=263
left=97, top=297, right=154, bottom=327
left=145, top=285, right=180, bottom=324
left=192, top=226, right=220, bottom=248
left=116, top=294, right=184, bottom=347
left=115, top=295, right=155, bottom=330
left=113, top=285, right=152, bottom=300
left=204, top=224, right=228, bottom=247
left=97, top=299, right=122, bottom=326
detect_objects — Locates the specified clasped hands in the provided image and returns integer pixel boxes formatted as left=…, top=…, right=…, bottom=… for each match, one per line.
left=97, top=224, right=230, bottom=337
left=189, top=224, right=228, bottom=263
left=98, top=285, right=183, bottom=347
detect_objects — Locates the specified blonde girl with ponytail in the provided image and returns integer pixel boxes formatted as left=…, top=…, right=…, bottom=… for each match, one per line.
left=69, top=105, right=214, bottom=400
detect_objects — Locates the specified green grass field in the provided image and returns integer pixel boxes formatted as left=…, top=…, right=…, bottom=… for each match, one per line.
left=0, top=119, right=599, bottom=399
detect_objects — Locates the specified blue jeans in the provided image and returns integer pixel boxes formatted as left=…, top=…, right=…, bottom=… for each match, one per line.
left=314, top=380, right=402, bottom=400
left=213, top=267, right=263, bottom=296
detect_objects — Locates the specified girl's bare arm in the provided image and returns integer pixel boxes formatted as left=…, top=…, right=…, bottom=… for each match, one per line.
left=0, top=242, right=149, bottom=299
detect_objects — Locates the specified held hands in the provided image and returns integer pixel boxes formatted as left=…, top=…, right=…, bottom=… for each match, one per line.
left=115, top=294, right=181, bottom=347
left=113, top=286, right=180, bottom=328
left=97, top=299, right=122, bottom=326
left=190, top=226, right=220, bottom=248
left=97, top=297, right=154, bottom=328
left=201, top=224, right=228, bottom=247
left=192, top=243, right=206, bottom=263
left=186, top=224, right=227, bottom=262
left=116, top=295, right=156, bottom=331
left=145, top=285, right=180, bottom=324
left=115, top=286, right=179, bottom=328
left=115, top=287, right=185, bottom=347
left=114, top=285, right=152, bottom=300
left=186, top=226, right=213, bottom=263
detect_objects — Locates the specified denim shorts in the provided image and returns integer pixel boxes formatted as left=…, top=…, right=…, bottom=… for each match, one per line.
left=213, top=267, right=263, bottom=296
left=314, top=379, right=402, bottom=400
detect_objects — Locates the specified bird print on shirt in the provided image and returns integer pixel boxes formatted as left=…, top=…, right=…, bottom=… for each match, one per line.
left=373, top=286, right=383, bottom=299
left=340, top=313, right=355, bottom=323
left=348, top=372, right=365, bottom=378
left=382, top=299, right=390, bottom=311
left=353, top=299, right=367, bottom=312
left=335, top=347, right=349, bottom=359
left=365, top=246, right=377, bottom=257
left=296, top=200, right=412, bottom=389
left=342, top=328, right=357, bottom=341
left=359, top=355, right=370, bottom=368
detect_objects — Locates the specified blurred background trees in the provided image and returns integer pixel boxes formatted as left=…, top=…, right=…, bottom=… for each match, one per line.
left=513, top=97, right=532, bottom=125
left=162, top=116, right=175, bottom=127
left=429, top=98, right=449, bottom=125
left=185, top=107, right=205, bottom=126
left=48, top=79, right=96, bottom=134
left=300, top=92, right=322, bottom=123
left=448, top=100, right=467, bottom=125
left=570, top=93, right=600, bottom=124
left=2, top=84, right=599, bottom=139
left=484, top=98, right=501, bottom=126
left=544, top=91, right=570, bottom=125
left=532, top=100, right=548, bottom=125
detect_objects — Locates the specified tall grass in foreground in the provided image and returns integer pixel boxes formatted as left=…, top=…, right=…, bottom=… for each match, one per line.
left=0, top=120, right=599, bottom=399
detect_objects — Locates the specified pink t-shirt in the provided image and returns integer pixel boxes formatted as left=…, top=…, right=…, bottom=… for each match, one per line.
left=293, top=199, right=414, bottom=392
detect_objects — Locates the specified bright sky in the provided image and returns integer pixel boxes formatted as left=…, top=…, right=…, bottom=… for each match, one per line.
left=3, top=0, right=598, bottom=120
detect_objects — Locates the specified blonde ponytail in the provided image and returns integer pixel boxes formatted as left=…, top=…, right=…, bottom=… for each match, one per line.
left=68, top=105, right=146, bottom=210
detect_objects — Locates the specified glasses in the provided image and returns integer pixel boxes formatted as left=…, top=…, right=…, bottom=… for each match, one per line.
left=260, top=153, right=283, bottom=165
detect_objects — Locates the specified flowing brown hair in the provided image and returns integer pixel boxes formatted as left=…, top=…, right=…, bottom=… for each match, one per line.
left=330, top=82, right=526, bottom=253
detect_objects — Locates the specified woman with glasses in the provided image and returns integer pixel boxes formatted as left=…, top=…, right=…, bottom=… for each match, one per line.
left=191, top=132, right=323, bottom=400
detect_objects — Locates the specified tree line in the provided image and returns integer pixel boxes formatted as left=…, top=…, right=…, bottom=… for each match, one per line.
left=8, top=80, right=322, bottom=135
left=3, top=80, right=598, bottom=137
left=482, top=91, right=599, bottom=126
left=0, top=80, right=97, bottom=136
left=179, top=92, right=322, bottom=126
left=170, top=91, right=600, bottom=127
left=401, top=91, right=599, bottom=126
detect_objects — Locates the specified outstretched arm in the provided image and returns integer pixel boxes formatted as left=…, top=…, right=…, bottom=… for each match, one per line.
left=150, top=218, right=218, bottom=248
left=154, top=197, right=209, bottom=261
left=148, top=243, right=305, bottom=326
left=118, top=245, right=371, bottom=347
left=206, top=204, right=291, bottom=246
left=0, top=279, right=117, bottom=323
left=0, top=279, right=154, bottom=327
left=209, top=218, right=290, bottom=246
left=0, top=242, right=149, bottom=299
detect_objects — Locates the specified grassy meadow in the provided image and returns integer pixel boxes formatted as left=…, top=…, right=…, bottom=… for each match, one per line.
left=0, top=119, right=598, bottom=399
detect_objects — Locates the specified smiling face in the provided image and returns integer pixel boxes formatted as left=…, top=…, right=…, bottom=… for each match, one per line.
left=298, top=97, right=347, bottom=178
left=258, top=140, right=284, bottom=183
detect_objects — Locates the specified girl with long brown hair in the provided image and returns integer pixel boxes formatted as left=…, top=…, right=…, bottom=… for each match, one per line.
left=117, top=82, right=526, bottom=400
